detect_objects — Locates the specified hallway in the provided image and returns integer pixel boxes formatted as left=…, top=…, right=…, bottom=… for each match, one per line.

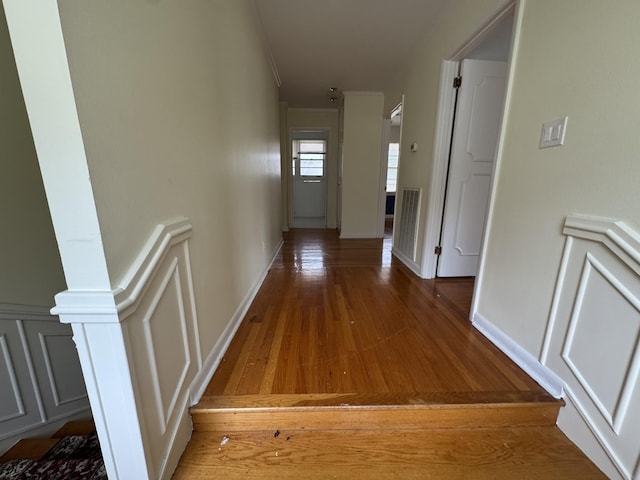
left=204, top=229, right=544, bottom=397
left=173, top=230, right=604, bottom=479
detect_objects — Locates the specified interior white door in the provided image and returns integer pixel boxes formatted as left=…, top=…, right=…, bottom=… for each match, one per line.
left=437, top=59, right=507, bottom=277
left=292, top=136, right=327, bottom=228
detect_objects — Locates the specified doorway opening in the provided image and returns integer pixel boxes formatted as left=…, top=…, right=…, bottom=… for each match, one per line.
left=290, top=130, right=328, bottom=228
left=422, top=3, right=516, bottom=283
left=384, top=103, right=402, bottom=239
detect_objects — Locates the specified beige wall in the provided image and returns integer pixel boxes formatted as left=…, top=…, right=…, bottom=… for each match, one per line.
left=477, top=0, right=640, bottom=362
left=0, top=7, right=66, bottom=306
left=396, top=0, right=509, bottom=264
left=473, top=2, right=640, bottom=476
left=57, top=0, right=282, bottom=354
left=286, top=108, right=340, bottom=229
left=340, top=93, right=384, bottom=237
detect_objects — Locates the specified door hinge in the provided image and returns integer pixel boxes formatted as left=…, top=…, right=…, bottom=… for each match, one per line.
left=453, top=76, right=462, bottom=88
left=435, top=246, right=442, bottom=255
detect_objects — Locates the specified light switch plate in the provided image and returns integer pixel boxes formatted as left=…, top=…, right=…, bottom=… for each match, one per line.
left=539, top=116, right=568, bottom=149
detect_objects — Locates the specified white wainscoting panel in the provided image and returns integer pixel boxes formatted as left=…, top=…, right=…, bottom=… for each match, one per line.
left=542, top=215, right=640, bottom=480
left=115, top=219, right=199, bottom=480
left=54, top=217, right=284, bottom=479
left=0, top=305, right=90, bottom=456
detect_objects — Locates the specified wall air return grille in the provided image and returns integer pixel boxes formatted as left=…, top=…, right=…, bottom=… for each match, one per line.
left=397, top=187, right=421, bottom=261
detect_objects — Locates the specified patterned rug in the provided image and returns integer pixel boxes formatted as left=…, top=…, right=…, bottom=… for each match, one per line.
left=0, top=431, right=106, bottom=480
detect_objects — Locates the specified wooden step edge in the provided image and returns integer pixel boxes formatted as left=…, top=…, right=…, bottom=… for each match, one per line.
left=51, top=419, right=95, bottom=438
left=193, top=392, right=562, bottom=410
left=191, top=401, right=562, bottom=414
left=191, top=402, right=562, bottom=432
left=0, top=438, right=60, bottom=463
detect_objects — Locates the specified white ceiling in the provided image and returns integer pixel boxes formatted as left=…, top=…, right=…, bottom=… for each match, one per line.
left=254, top=0, right=448, bottom=109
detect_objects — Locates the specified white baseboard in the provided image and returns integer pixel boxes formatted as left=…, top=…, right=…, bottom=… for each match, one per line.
left=189, top=238, right=284, bottom=405
left=472, top=312, right=564, bottom=398
left=339, top=233, right=380, bottom=239
left=391, top=247, right=422, bottom=277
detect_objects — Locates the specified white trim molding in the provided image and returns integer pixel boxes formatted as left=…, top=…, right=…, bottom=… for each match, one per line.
left=339, top=233, right=380, bottom=239
left=53, top=218, right=196, bottom=480
left=542, top=214, right=640, bottom=480
left=52, top=218, right=284, bottom=479
left=472, top=312, right=564, bottom=398
left=391, top=247, right=422, bottom=277
left=421, top=60, right=459, bottom=279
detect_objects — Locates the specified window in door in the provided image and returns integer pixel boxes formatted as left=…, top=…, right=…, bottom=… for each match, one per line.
left=386, top=142, right=400, bottom=192
left=293, top=140, right=326, bottom=178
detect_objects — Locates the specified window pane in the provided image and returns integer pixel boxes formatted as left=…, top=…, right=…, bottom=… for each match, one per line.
left=301, top=159, right=323, bottom=169
left=386, top=143, right=400, bottom=193
left=299, top=140, right=325, bottom=153
left=300, top=153, right=324, bottom=161
left=386, top=168, right=397, bottom=192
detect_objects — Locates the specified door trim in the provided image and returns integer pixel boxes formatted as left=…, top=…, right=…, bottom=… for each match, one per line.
left=377, top=119, right=391, bottom=238
left=420, top=0, right=519, bottom=281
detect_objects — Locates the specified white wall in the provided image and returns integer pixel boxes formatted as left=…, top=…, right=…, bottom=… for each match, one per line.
left=0, top=6, right=66, bottom=306
left=5, top=0, right=281, bottom=478
left=340, top=92, right=384, bottom=238
left=396, top=0, right=509, bottom=267
left=0, top=5, right=88, bottom=454
left=56, top=0, right=282, bottom=361
left=474, top=1, right=640, bottom=477
left=286, top=108, right=340, bottom=229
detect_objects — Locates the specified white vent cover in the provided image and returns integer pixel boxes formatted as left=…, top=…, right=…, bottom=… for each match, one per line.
left=397, top=188, right=421, bottom=261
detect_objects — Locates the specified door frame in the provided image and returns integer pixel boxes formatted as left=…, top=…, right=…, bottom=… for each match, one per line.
left=420, top=0, right=521, bottom=292
left=287, top=127, right=331, bottom=228
left=377, top=118, right=392, bottom=238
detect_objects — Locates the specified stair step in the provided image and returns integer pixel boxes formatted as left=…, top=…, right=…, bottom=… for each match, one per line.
left=52, top=420, right=95, bottom=438
left=191, top=392, right=563, bottom=432
left=0, top=438, right=59, bottom=463
left=173, top=427, right=607, bottom=479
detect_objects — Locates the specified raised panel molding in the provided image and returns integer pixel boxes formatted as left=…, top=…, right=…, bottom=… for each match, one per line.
left=0, top=305, right=90, bottom=455
left=115, top=218, right=199, bottom=479
left=561, top=254, right=640, bottom=435
left=0, top=334, right=25, bottom=422
left=141, top=258, right=191, bottom=433
left=466, top=75, right=506, bottom=162
left=542, top=215, right=640, bottom=479
left=454, top=172, right=491, bottom=255
left=38, top=332, right=88, bottom=407
left=52, top=218, right=284, bottom=479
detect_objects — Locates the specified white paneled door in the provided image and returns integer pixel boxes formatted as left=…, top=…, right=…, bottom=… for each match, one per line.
left=437, top=59, right=507, bottom=277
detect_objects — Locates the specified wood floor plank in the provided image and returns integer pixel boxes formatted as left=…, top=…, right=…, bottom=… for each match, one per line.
left=203, top=229, right=549, bottom=397
left=177, top=229, right=606, bottom=480
left=173, top=428, right=606, bottom=479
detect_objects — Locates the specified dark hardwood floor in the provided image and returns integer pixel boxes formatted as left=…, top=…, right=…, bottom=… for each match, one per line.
left=204, top=228, right=544, bottom=398
left=173, top=227, right=605, bottom=479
